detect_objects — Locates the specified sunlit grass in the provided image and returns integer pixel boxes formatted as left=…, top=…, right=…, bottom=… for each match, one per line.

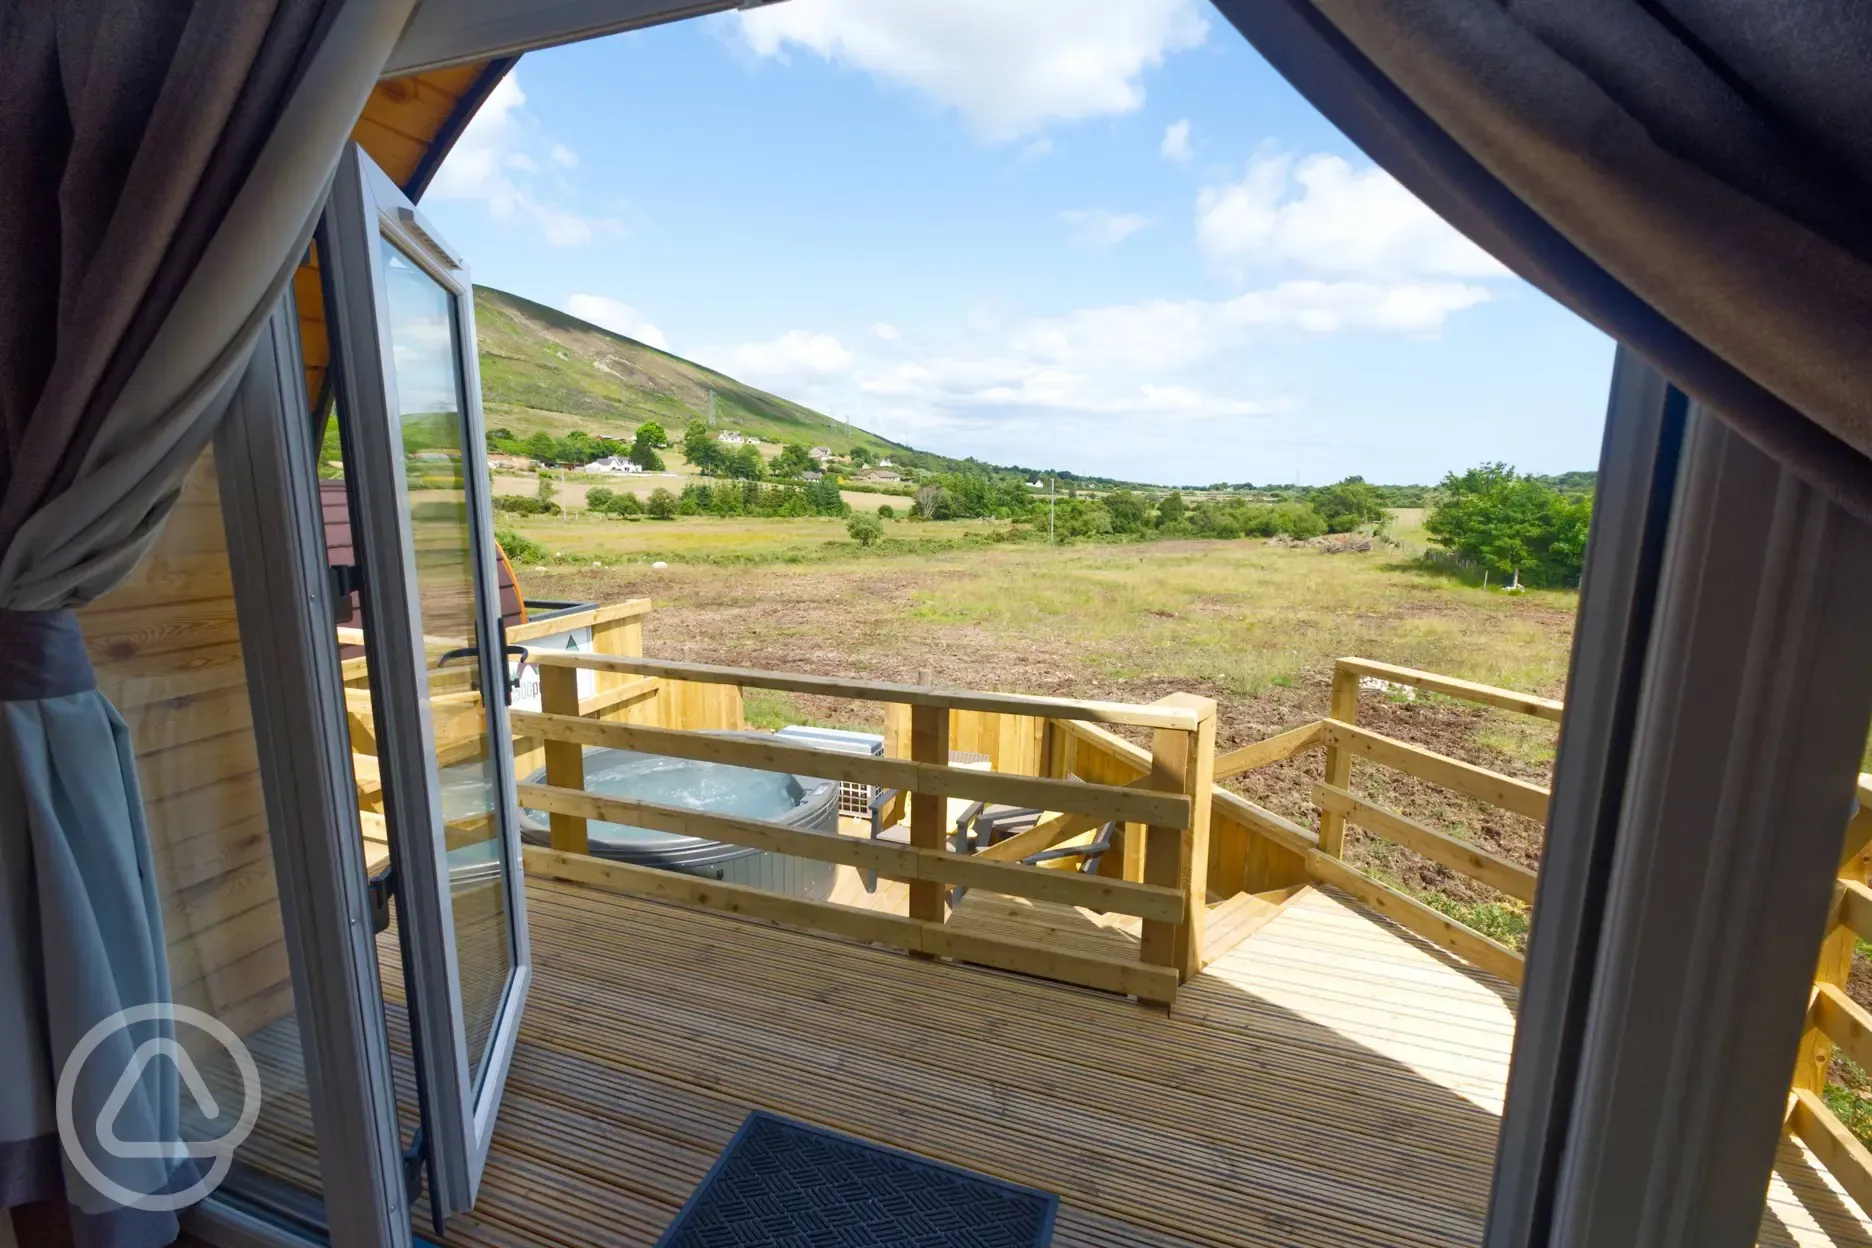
left=895, top=540, right=1576, bottom=700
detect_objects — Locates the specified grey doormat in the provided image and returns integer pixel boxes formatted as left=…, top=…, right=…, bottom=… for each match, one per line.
left=655, top=1111, right=1059, bottom=1247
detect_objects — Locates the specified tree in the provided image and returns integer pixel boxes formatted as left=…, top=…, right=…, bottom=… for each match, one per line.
left=877, top=504, right=894, bottom=519
left=634, top=421, right=668, bottom=449
left=1312, top=476, right=1386, bottom=533
left=1425, top=463, right=1592, bottom=587
left=586, top=486, right=615, bottom=511
left=525, top=430, right=558, bottom=464
left=849, top=445, right=874, bottom=469
left=681, top=420, right=716, bottom=472
left=772, top=443, right=815, bottom=478
left=646, top=487, right=678, bottom=519
left=608, top=490, right=644, bottom=516
left=1156, top=491, right=1187, bottom=528
left=727, top=442, right=765, bottom=480
left=628, top=437, right=666, bottom=475
left=535, top=472, right=556, bottom=504
left=913, top=483, right=952, bottom=520
left=1104, top=489, right=1148, bottom=534
left=846, top=514, right=883, bottom=546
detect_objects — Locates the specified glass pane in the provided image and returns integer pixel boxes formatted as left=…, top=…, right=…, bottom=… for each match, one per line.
left=380, top=238, right=512, bottom=1086
left=79, top=447, right=323, bottom=1215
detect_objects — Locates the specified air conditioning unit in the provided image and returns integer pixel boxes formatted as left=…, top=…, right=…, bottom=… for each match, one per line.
left=775, top=726, right=886, bottom=819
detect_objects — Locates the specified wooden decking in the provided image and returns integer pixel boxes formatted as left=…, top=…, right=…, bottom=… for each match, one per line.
left=359, top=877, right=1871, bottom=1248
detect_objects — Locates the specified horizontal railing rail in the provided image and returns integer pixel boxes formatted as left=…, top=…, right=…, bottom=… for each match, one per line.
left=522, top=846, right=1178, bottom=1000
left=1319, top=719, right=1551, bottom=823
left=518, top=782, right=1185, bottom=922
left=1332, top=657, right=1566, bottom=722
left=527, top=649, right=1205, bottom=731
left=506, top=711, right=1192, bottom=829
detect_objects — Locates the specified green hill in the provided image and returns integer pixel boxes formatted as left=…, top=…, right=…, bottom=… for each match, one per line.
left=473, top=285, right=904, bottom=458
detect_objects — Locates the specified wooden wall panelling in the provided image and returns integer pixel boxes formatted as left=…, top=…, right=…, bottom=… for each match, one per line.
left=79, top=448, right=297, bottom=1046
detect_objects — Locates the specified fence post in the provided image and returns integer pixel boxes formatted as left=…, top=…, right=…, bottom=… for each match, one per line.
left=1140, top=693, right=1217, bottom=990
left=908, top=700, right=951, bottom=925
left=1792, top=799, right=1872, bottom=1097
left=589, top=606, right=644, bottom=722
left=1317, top=661, right=1360, bottom=858
left=540, top=663, right=588, bottom=854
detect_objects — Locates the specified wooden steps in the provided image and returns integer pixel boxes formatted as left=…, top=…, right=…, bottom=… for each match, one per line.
left=1202, top=886, right=1308, bottom=966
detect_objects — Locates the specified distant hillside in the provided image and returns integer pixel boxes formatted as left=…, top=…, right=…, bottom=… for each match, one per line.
left=474, top=286, right=905, bottom=457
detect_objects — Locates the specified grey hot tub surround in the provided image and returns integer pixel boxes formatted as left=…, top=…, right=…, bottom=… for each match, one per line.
left=516, top=732, right=841, bottom=900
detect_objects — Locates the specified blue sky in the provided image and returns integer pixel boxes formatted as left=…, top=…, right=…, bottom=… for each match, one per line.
left=422, top=0, right=1615, bottom=486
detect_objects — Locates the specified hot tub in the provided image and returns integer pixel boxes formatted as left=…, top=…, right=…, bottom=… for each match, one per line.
left=518, top=736, right=841, bottom=900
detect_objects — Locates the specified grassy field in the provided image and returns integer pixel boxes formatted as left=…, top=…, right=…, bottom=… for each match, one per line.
left=507, top=508, right=1584, bottom=936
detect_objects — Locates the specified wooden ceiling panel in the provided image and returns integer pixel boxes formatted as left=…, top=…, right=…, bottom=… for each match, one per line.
left=293, top=61, right=514, bottom=413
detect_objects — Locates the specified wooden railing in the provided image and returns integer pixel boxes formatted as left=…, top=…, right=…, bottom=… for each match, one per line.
left=1786, top=775, right=1872, bottom=1212
left=517, top=647, right=1216, bottom=1004
left=1295, top=657, right=1553, bottom=985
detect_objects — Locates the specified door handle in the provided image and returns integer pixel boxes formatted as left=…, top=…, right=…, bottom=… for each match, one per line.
left=497, top=617, right=528, bottom=704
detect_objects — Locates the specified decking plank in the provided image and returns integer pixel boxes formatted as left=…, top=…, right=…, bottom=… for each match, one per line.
left=217, top=874, right=1867, bottom=1248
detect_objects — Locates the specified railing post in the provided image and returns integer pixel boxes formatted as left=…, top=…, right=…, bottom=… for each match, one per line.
left=589, top=606, right=644, bottom=722
left=1140, top=693, right=1216, bottom=989
left=1793, top=801, right=1872, bottom=1096
left=908, top=701, right=951, bottom=925
left=1317, top=661, right=1359, bottom=858
left=539, top=663, right=588, bottom=853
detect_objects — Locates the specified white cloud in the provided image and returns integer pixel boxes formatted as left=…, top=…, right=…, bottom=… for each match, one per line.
left=1196, top=151, right=1509, bottom=280
left=870, top=322, right=902, bottom=341
left=1061, top=208, right=1149, bottom=249
left=733, top=0, right=1208, bottom=141
left=1008, top=281, right=1491, bottom=371
left=1161, top=119, right=1192, bottom=163
left=701, top=330, right=857, bottom=389
left=429, top=75, right=620, bottom=246
left=698, top=273, right=1486, bottom=455
left=550, top=143, right=580, bottom=168
left=564, top=294, right=669, bottom=351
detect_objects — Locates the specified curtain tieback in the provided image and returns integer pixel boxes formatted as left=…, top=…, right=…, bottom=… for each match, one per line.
left=0, top=609, right=97, bottom=699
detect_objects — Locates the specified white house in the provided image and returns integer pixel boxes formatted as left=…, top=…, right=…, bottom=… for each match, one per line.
left=585, top=455, right=643, bottom=475
left=810, top=445, right=832, bottom=460
left=716, top=430, right=746, bottom=445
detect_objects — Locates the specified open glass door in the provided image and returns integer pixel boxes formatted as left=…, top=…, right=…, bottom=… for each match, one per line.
left=321, top=143, right=530, bottom=1219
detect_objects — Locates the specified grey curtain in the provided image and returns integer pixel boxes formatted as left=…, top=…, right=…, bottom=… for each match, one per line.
left=1210, top=0, right=1872, bottom=523
left=0, top=2, right=414, bottom=1244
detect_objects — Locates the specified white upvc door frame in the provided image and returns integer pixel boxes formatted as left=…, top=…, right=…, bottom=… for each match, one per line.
left=192, top=294, right=412, bottom=1248
left=320, top=142, right=532, bottom=1219
left=1487, top=344, right=1872, bottom=1246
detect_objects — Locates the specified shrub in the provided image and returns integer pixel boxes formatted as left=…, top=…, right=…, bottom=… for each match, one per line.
left=606, top=491, right=644, bottom=517
left=646, top=487, right=678, bottom=519
left=846, top=514, right=883, bottom=546
left=586, top=486, right=615, bottom=511
left=495, top=527, right=548, bottom=564
left=877, top=504, right=894, bottom=519
left=1313, top=476, right=1387, bottom=533
left=493, top=495, right=558, bottom=517
left=1272, top=502, right=1326, bottom=540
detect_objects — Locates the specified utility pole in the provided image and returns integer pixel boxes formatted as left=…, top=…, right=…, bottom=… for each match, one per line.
left=1048, top=476, right=1055, bottom=546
